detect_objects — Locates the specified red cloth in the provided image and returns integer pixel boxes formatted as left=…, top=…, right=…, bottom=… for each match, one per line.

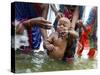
left=79, top=30, right=89, bottom=49
left=88, top=48, right=96, bottom=58
left=64, top=9, right=73, bottom=21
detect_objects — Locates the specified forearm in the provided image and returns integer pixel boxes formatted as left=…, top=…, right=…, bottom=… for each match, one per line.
left=15, top=20, right=25, bottom=34
left=40, top=28, right=48, bottom=41
left=22, top=18, right=37, bottom=27
left=40, top=4, right=49, bottom=41
left=42, top=4, right=49, bottom=19
left=43, top=40, right=53, bottom=49
left=71, top=7, right=79, bottom=29
left=15, top=19, right=36, bottom=34
left=68, top=30, right=79, bottom=38
left=44, top=41, right=50, bottom=48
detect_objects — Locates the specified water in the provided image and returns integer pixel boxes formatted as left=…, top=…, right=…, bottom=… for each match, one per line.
left=15, top=50, right=97, bottom=73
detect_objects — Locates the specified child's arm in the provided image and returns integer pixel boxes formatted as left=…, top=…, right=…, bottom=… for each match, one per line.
left=68, top=30, right=79, bottom=38
left=43, top=33, right=55, bottom=52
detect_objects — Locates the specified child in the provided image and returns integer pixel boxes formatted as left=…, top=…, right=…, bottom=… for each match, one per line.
left=44, top=17, right=78, bottom=60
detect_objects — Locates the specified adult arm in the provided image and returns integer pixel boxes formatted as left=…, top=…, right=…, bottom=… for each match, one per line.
left=71, top=6, right=79, bottom=29
left=16, top=17, right=51, bottom=34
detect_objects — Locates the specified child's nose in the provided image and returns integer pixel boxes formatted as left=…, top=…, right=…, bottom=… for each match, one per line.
left=60, top=25, right=63, bottom=28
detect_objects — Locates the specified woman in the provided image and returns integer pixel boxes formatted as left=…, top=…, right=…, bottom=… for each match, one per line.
left=13, top=2, right=51, bottom=53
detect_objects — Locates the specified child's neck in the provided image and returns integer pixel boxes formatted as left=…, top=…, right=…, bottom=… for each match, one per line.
left=56, top=31, right=67, bottom=40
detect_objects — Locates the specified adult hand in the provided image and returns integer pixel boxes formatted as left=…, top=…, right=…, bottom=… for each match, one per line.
left=16, top=17, right=52, bottom=34
left=31, top=17, right=52, bottom=29
left=55, top=12, right=64, bottom=20
left=76, top=20, right=83, bottom=28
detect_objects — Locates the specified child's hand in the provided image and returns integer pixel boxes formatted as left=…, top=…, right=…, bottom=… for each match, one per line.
left=57, top=27, right=68, bottom=38
left=47, top=44, right=54, bottom=52
left=68, top=29, right=79, bottom=38
left=59, top=31, right=67, bottom=38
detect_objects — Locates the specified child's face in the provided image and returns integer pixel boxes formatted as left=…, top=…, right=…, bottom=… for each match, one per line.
left=57, top=17, right=71, bottom=32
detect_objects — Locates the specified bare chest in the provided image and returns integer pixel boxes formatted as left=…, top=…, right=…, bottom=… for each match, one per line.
left=53, top=35, right=66, bottom=47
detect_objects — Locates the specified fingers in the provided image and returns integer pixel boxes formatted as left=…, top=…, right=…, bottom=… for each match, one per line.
left=57, top=12, right=64, bottom=19
left=60, top=31, right=66, bottom=37
left=38, top=17, right=52, bottom=29
left=40, top=17, right=51, bottom=24
left=60, top=13, right=64, bottom=18
left=48, top=47, right=53, bottom=52
left=41, top=19, right=51, bottom=24
left=47, top=44, right=54, bottom=52
left=40, top=24, right=52, bottom=29
left=33, top=17, right=51, bottom=25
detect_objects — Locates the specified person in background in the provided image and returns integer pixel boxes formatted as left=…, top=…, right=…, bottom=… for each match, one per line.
left=76, top=7, right=97, bottom=59
left=14, top=2, right=51, bottom=53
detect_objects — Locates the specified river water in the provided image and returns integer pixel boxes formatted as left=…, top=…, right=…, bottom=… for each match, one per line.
left=15, top=50, right=97, bottom=73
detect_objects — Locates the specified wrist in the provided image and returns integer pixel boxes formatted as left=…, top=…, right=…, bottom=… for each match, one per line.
left=55, top=11, right=59, bottom=16
left=29, top=18, right=35, bottom=25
